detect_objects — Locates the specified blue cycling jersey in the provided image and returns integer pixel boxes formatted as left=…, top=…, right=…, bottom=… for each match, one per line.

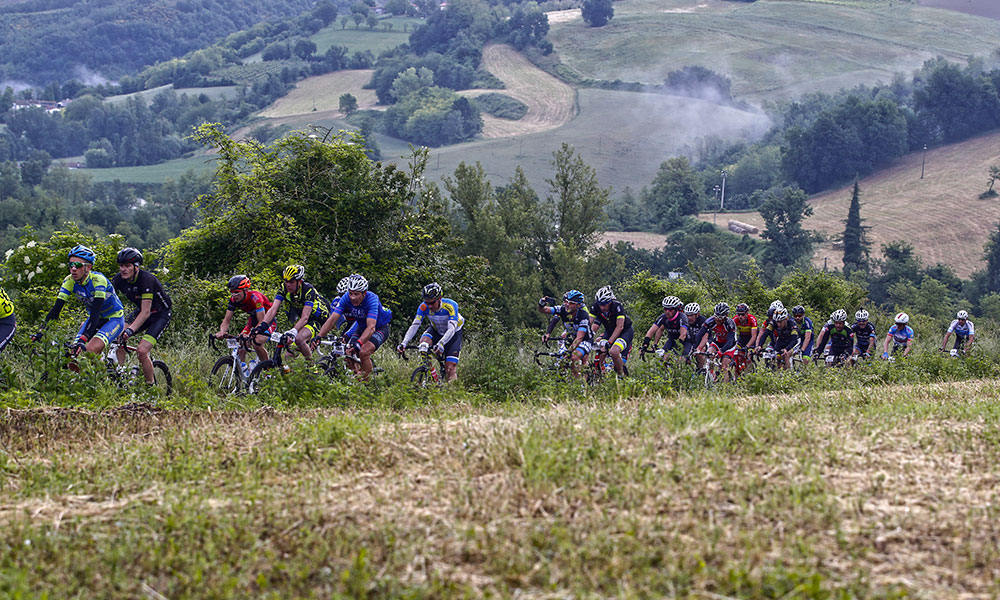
left=414, top=298, right=464, bottom=335
left=888, top=324, right=914, bottom=344
left=948, top=319, right=974, bottom=337
left=57, top=271, right=124, bottom=319
left=333, top=291, right=392, bottom=327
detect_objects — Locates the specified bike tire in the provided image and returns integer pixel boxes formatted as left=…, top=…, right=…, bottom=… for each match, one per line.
left=152, top=360, right=172, bottom=396
left=248, top=359, right=279, bottom=394
left=410, top=365, right=429, bottom=388
left=209, top=356, right=242, bottom=396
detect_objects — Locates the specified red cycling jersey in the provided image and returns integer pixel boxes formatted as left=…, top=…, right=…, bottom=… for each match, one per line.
left=227, top=290, right=273, bottom=334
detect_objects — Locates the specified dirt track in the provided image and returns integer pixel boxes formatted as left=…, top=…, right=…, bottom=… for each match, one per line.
left=459, top=43, right=576, bottom=138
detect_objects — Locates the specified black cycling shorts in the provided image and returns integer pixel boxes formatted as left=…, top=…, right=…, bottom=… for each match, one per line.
left=128, top=310, right=171, bottom=346
left=0, top=314, right=15, bottom=354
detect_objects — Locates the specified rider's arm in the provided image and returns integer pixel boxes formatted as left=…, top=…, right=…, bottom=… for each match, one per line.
left=882, top=333, right=891, bottom=355
left=437, top=319, right=459, bottom=346
left=401, top=314, right=423, bottom=347
left=261, top=298, right=281, bottom=329
left=537, top=297, right=554, bottom=315
left=217, top=309, right=235, bottom=336
left=43, top=298, right=66, bottom=326
left=608, top=315, right=625, bottom=345
left=126, top=298, right=154, bottom=335
left=569, top=326, right=586, bottom=351
left=644, top=323, right=661, bottom=346
left=292, top=303, right=313, bottom=332
left=695, top=326, right=709, bottom=351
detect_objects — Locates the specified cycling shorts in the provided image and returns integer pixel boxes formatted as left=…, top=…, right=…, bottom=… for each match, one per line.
left=348, top=323, right=391, bottom=351
left=662, top=335, right=683, bottom=354
left=709, top=337, right=736, bottom=354
left=0, top=314, right=15, bottom=354
left=800, top=337, right=814, bottom=357
left=127, top=310, right=171, bottom=346
left=421, top=327, right=463, bottom=363
left=953, top=334, right=969, bottom=350
left=573, top=340, right=593, bottom=358
left=826, top=343, right=852, bottom=358
left=601, top=327, right=633, bottom=358
left=78, top=316, right=125, bottom=346
left=682, top=339, right=697, bottom=357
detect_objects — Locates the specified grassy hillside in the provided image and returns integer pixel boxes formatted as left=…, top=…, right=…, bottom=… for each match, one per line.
left=696, top=130, right=1000, bottom=278
left=547, top=0, right=1000, bottom=102
left=77, top=155, right=217, bottom=183
left=104, top=85, right=239, bottom=105
left=3, top=376, right=1000, bottom=597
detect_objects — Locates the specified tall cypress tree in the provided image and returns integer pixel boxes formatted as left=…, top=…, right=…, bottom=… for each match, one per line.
left=842, top=180, right=871, bottom=274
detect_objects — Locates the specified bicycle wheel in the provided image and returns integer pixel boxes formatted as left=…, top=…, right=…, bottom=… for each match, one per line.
left=209, top=356, right=242, bottom=396
left=410, top=365, right=429, bottom=387
left=152, top=360, right=172, bottom=396
left=247, top=359, right=279, bottom=394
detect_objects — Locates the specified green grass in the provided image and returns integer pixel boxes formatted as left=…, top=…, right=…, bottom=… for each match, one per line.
left=77, top=155, right=216, bottom=183
left=473, top=92, right=528, bottom=120
left=310, top=16, right=424, bottom=55
left=104, top=85, right=239, bottom=105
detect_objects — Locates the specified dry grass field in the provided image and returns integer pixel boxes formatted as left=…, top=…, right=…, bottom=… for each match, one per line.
left=3, top=378, right=1000, bottom=597
left=258, top=70, right=379, bottom=119
left=698, top=131, right=1000, bottom=278
left=600, top=230, right=669, bottom=250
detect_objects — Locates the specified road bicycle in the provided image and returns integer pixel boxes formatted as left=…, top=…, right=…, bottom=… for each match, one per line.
left=107, top=339, right=172, bottom=396
left=208, top=333, right=255, bottom=395
left=398, top=344, right=447, bottom=387
left=533, top=339, right=576, bottom=381
left=585, top=343, right=629, bottom=385
left=691, top=350, right=722, bottom=388
left=316, top=336, right=364, bottom=380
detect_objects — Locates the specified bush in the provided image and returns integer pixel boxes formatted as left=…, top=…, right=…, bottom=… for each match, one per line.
left=473, top=93, right=528, bottom=120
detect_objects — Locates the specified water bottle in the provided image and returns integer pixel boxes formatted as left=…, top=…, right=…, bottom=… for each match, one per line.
left=248, top=358, right=258, bottom=372
left=241, top=361, right=249, bottom=377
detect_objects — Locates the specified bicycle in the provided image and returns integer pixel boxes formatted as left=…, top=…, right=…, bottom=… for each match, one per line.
left=691, top=350, right=722, bottom=388
left=533, top=339, right=575, bottom=381
left=208, top=333, right=254, bottom=395
left=107, top=340, right=172, bottom=396
left=586, top=344, right=629, bottom=385
left=398, top=344, right=447, bottom=387
left=317, top=336, right=364, bottom=380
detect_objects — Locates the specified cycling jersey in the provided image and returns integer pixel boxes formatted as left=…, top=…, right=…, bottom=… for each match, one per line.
left=762, top=320, right=800, bottom=352
left=683, top=314, right=707, bottom=355
left=333, top=291, right=392, bottom=328
left=274, top=281, right=330, bottom=324
left=590, top=300, right=633, bottom=333
left=401, top=297, right=465, bottom=351
left=112, top=270, right=172, bottom=314
left=57, top=271, right=124, bottom=319
left=654, top=310, right=689, bottom=338
left=948, top=319, right=975, bottom=337
left=551, top=304, right=593, bottom=344
left=887, top=324, right=914, bottom=345
left=228, top=290, right=272, bottom=316
left=793, top=315, right=814, bottom=355
left=733, top=313, right=758, bottom=346
left=819, top=322, right=854, bottom=354
left=0, top=288, right=13, bottom=320
left=852, top=321, right=876, bottom=351
left=698, top=316, right=737, bottom=347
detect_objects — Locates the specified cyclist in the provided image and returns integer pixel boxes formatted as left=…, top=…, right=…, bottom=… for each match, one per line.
left=684, top=302, right=707, bottom=367
left=538, top=290, right=593, bottom=377
left=318, top=274, right=392, bottom=380
left=215, top=275, right=272, bottom=367
left=32, top=245, right=125, bottom=356
left=791, top=305, right=814, bottom=362
left=814, top=309, right=855, bottom=366
left=941, top=310, right=975, bottom=356
left=752, top=300, right=785, bottom=348
left=695, top=302, right=738, bottom=382
left=851, top=309, right=877, bottom=359
left=733, top=303, right=758, bottom=349
left=255, top=265, right=331, bottom=360
left=111, top=247, right=172, bottom=385
left=590, top=285, right=633, bottom=376
left=882, top=312, right=913, bottom=359
left=641, top=296, right=688, bottom=363
left=0, top=286, right=15, bottom=354
left=757, top=308, right=799, bottom=370
left=397, top=282, right=464, bottom=382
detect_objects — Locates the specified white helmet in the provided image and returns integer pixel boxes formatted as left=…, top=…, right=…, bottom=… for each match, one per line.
left=830, top=309, right=848, bottom=322
left=957, top=310, right=969, bottom=319
left=855, top=309, right=869, bottom=321
left=774, top=308, right=789, bottom=321
left=894, top=312, right=909, bottom=325
left=337, top=276, right=350, bottom=295
left=684, top=302, right=700, bottom=315
left=662, top=295, right=682, bottom=309
left=595, top=286, right=615, bottom=303
left=769, top=300, right=784, bottom=311
left=346, top=273, right=368, bottom=292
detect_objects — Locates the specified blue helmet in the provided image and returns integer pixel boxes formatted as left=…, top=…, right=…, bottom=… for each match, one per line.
left=563, top=289, right=585, bottom=304
left=68, top=244, right=96, bottom=264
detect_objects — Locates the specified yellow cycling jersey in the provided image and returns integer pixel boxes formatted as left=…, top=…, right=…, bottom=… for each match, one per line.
left=0, top=287, right=13, bottom=319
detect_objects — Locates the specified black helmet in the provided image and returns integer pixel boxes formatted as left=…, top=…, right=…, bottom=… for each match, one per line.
left=116, top=247, right=143, bottom=265
left=714, top=302, right=730, bottom=317
left=228, top=274, right=251, bottom=291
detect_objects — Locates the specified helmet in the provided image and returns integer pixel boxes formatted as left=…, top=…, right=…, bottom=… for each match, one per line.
left=957, top=310, right=969, bottom=319
left=684, top=302, right=700, bottom=315
left=774, top=308, right=789, bottom=321
left=894, top=312, right=909, bottom=325
left=855, top=309, right=869, bottom=321
left=830, top=309, right=848, bottom=322
left=116, top=247, right=142, bottom=265
left=346, top=274, right=368, bottom=292
left=337, top=276, right=350, bottom=295
left=662, top=295, right=682, bottom=309
left=563, top=289, right=584, bottom=304
left=792, top=305, right=805, bottom=316
left=422, top=282, right=442, bottom=300
left=735, top=303, right=749, bottom=315
left=714, top=302, right=730, bottom=317
left=594, top=286, right=615, bottom=303
left=769, top=300, right=784, bottom=311
left=68, top=244, right=96, bottom=264
left=282, top=264, right=305, bottom=281
left=228, top=275, right=251, bottom=291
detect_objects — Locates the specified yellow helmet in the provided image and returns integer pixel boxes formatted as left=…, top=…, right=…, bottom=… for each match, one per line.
left=282, top=264, right=305, bottom=281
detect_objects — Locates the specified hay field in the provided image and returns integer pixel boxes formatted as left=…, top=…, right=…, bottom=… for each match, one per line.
left=697, top=131, right=1000, bottom=277
left=258, top=70, right=379, bottom=118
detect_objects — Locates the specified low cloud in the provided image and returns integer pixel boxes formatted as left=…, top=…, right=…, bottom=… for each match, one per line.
left=72, top=65, right=113, bottom=87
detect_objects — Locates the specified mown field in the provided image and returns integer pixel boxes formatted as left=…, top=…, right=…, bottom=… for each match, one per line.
left=2, top=332, right=1000, bottom=598
left=76, top=155, right=217, bottom=183
left=104, top=85, right=239, bottom=105
left=547, top=0, right=1000, bottom=102
left=310, top=16, right=425, bottom=55
left=696, top=130, right=1000, bottom=278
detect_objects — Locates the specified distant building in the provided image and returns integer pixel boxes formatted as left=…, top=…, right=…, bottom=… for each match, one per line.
left=10, top=99, right=72, bottom=114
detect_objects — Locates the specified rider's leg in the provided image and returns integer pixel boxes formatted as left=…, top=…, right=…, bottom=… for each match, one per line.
left=295, top=326, right=314, bottom=359
left=136, top=339, right=156, bottom=383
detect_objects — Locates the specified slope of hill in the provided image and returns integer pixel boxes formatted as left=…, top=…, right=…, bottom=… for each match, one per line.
left=696, top=131, right=1000, bottom=278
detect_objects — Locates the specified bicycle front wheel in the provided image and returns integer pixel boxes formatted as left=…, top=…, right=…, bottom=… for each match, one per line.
left=209, top=356, right=242, bottom=396
left=152, top=360, right=172, bottom=396
left=410, top=365, right=430, bottom=387
left=248, top=360, right=279, bottom=394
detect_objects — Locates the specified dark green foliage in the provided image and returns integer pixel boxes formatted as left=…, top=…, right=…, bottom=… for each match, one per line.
left=383, top=87, right=483, bottom=146
left=473, top=93, right=528, bottom=120
left=842, top=180, right=870, bottom=274
left=759, top=186, right=814, bottom=267
left=581, top=0, right=613, bottom=27
left=643, top=157, right=705, bottom=231
left=339, top=93, right=359, bottom=116
left=664, top=66, right=733, bottom=105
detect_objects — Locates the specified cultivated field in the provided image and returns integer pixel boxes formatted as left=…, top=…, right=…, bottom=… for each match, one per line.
left=600, top=230, right=669, bottom=250
left=547, top=0, right=1000, bottom=102
left=104, top=85, right=239, bottom=105
left=697, top=131, right=1000, bottom=278
left=310, top=16, right=424, bottom=55
left=3, top=378, right=1000, bottom=597
left=257, top=70, right=379, bottom=118
left=919, top=0, right=1000, bottom=20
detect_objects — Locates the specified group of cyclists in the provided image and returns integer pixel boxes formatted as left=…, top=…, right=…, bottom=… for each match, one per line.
left=5, top=244, right=981, bottom=388
left=539, top=287, right=978, bottom=382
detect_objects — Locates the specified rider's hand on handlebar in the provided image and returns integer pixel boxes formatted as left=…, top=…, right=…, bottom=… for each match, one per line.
left=214, top=331, right=226, bottom=339
left=396, top=343, right=406, bottom=354
left=433, top=342, right=445, bottom=355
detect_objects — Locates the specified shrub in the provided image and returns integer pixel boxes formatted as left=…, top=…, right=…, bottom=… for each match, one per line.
left=473, top=93, right=528, bottom=120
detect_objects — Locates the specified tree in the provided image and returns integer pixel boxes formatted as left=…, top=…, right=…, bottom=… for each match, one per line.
left=984, top=164, right=1000, bottom=198
left=340, top=16, right=349, bottom=29
left=759, top=186, right=814, bottom=266
left=366, top=15, right=378, bottom=29
left=390, top=66, right=434, bottom=102
left=982, top=223, right=1000, bottom=295
left=547, top=143, right=609, bottom=250
left=312, top=0, right=338, bottom=25
left=293, top=39, right=317, bottom=60
left=842, top=180, right=871, bottom=274
left=642, top=157, right=704, bottom=231
left=339, top=93, right=358, bottom=115
left=352, top=12, right=365, bottom=28
left=385, top=0, right=409, bottom=15
left=581, top=0, right=613, bottom=27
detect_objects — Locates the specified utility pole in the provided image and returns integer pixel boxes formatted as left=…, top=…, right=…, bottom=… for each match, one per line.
left=720, top=170, right=728, bottom=211
left=921, top=144, right=927, bottom=179
left=713, top=185, right=721, bottom=225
